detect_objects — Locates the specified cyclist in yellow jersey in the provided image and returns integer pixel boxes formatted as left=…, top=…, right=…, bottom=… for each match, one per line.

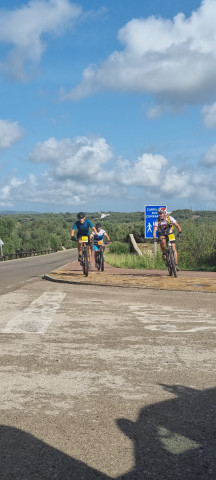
left=153, top=207, right=182, bottom=270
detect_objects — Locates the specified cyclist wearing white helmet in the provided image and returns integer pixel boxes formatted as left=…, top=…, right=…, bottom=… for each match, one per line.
left=153, top=207, right=182, bottom=270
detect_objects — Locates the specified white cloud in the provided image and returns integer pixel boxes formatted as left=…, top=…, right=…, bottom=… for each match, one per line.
left=0, top=0, right=82, bottom=80
left=118, top=153, right=168, bottom=187
left=81, top=6, right=108, bottom=22
left=29, top=136, right=113, bottom=181
left=0, top=173, right=116, bottom=208
left=1, top=133, right=216, bottom=208
left=62, top=0, right=216, bottom=105
left=202, top=143, right=216, bottom=166
left=160, top=169, right=191, bottom=197
left=0, top=119, right=24, bottom=149
left=202, top=102, right=216, bottom=128
left=147, top=105, right=164, bottom=119
left=116, top=153, right=193, bottom=199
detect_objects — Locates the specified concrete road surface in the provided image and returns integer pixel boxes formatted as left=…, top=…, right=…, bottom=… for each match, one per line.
left=0, top=277, right=216, bottom=479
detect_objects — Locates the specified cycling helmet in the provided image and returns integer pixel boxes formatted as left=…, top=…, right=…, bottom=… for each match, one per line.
left=77, top=212, right=85, bottom=219
left=158, top=207, right=166, bottom=214
left=96, top=223, right=101, bottom=229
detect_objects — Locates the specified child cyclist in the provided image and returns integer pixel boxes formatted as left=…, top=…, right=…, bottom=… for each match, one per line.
left=91, top=223, right=110, bottom=267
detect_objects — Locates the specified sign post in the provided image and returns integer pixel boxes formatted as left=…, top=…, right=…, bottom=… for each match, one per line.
left=144, top=205, right=166, bottom=257
left=0, top=238, right=4, bottom=257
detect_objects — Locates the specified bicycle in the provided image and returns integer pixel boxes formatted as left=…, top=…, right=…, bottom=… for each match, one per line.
left=165, top=233, right=179, bottom=278
left=79, top=236, right=91, bottom=276
left=94, top=240, right=105, bottom=271
left=71, top=235, right=90, bottom=277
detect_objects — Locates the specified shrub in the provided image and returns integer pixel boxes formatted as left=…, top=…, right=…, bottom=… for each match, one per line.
left=105, top=252, right=165, bottom=270
left=109, top=241, right=130, bottom=254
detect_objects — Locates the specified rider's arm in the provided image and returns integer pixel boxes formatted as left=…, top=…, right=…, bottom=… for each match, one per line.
left=174, top=221, right=182, bottom=233
left=71, top=222, right=77, bottom=237
left=104, top=232, right=110, bottom=242
left=92, top=226, right=97, bottom=234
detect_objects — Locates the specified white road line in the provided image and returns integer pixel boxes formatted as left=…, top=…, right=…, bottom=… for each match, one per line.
left=129, top=304, right=216, bottom=333
left=2, top=292, right=65, bottom=334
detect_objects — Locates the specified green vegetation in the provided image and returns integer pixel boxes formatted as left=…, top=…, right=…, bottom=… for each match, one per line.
left=0, top=209, right=215, bottom=271
left=109, top=241, right=130, bottom=254
left=176, top=219, right=216, bottom=271
left=106, top=251, right=165, bottom=270
left=0, top=214, right=72, bottom=255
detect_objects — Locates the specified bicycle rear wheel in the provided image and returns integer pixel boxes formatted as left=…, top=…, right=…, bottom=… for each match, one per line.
left=83, top=248, right=89, bottom=276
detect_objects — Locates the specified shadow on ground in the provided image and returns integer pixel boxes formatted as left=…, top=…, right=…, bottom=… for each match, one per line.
left=1, top=385, right=215, bottom=479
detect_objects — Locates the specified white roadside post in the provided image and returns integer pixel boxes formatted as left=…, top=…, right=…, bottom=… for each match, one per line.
left=0, top=238, right=4, bottom=257
left=153, top=238, right=157, bottom=258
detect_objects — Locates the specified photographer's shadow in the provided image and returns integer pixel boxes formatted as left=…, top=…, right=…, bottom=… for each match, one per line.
left=116, top=385, right=216, bottom=479
left=0, top=424, right=110, bottom=480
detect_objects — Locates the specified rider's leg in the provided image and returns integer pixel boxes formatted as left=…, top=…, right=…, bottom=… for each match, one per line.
left=88, top=244, right=91, bottom=261
left=78, top=238, right=82, bottom=258
left=172, top=242, right=178, bottom=263
left=159, top=236, right=166, bottom=255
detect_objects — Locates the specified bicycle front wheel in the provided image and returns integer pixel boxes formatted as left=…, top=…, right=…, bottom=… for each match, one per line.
left=167, top=258, right=172, bottom=276
left=100, top=249, right=104, bottom=272
left=170, top=250, right=177, bottom=278
left=95, top=251, right=100, bottom=270
left=83, top=248, right=89, bottom=276
left=166, top=248, right=172, bottom=276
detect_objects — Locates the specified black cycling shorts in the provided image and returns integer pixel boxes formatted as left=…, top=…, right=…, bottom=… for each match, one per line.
left=158, top=231, right=175, bottom=243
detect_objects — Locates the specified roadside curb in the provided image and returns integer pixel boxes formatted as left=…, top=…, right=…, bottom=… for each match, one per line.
left=42, top=270, right=216, bottom=293
left=42, top=273, right=148, bottom=289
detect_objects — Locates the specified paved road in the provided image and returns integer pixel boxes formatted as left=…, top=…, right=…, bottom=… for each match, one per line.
left=0, top=249, right=77, bottom=294
left=0, top=260, right=215, bottom=479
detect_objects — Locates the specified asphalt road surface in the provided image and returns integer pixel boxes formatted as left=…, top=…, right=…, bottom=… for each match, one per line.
left=0, top=253, right=216, bottom=479
left=0, top=249, right=77, bottom=294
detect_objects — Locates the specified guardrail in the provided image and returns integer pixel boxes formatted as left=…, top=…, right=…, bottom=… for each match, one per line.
left=0, top=249, right=58, bottom=261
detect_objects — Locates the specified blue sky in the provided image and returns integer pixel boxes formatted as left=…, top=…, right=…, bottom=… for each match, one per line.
left=1, top=0, right=216, bottom=213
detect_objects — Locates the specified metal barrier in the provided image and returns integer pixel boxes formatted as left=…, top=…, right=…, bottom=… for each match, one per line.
left=0, top=249, right=57, bottom=261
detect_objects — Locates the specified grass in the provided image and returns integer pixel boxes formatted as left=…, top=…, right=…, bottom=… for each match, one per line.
left=105, top=251, right=166, bottom=270
left=106, top=241, right=216, bottom=271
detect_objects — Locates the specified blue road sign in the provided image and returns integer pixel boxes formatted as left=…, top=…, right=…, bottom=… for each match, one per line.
left=145, top=205, right=166, bottom=239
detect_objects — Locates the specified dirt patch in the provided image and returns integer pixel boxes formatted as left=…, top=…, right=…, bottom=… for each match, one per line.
left=44, top=261, right=216, bottom=293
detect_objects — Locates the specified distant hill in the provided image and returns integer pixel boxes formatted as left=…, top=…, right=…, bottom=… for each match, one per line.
left=0, top=209, right=216, bottom=223
left=0, top=210, right=39, bottom=215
